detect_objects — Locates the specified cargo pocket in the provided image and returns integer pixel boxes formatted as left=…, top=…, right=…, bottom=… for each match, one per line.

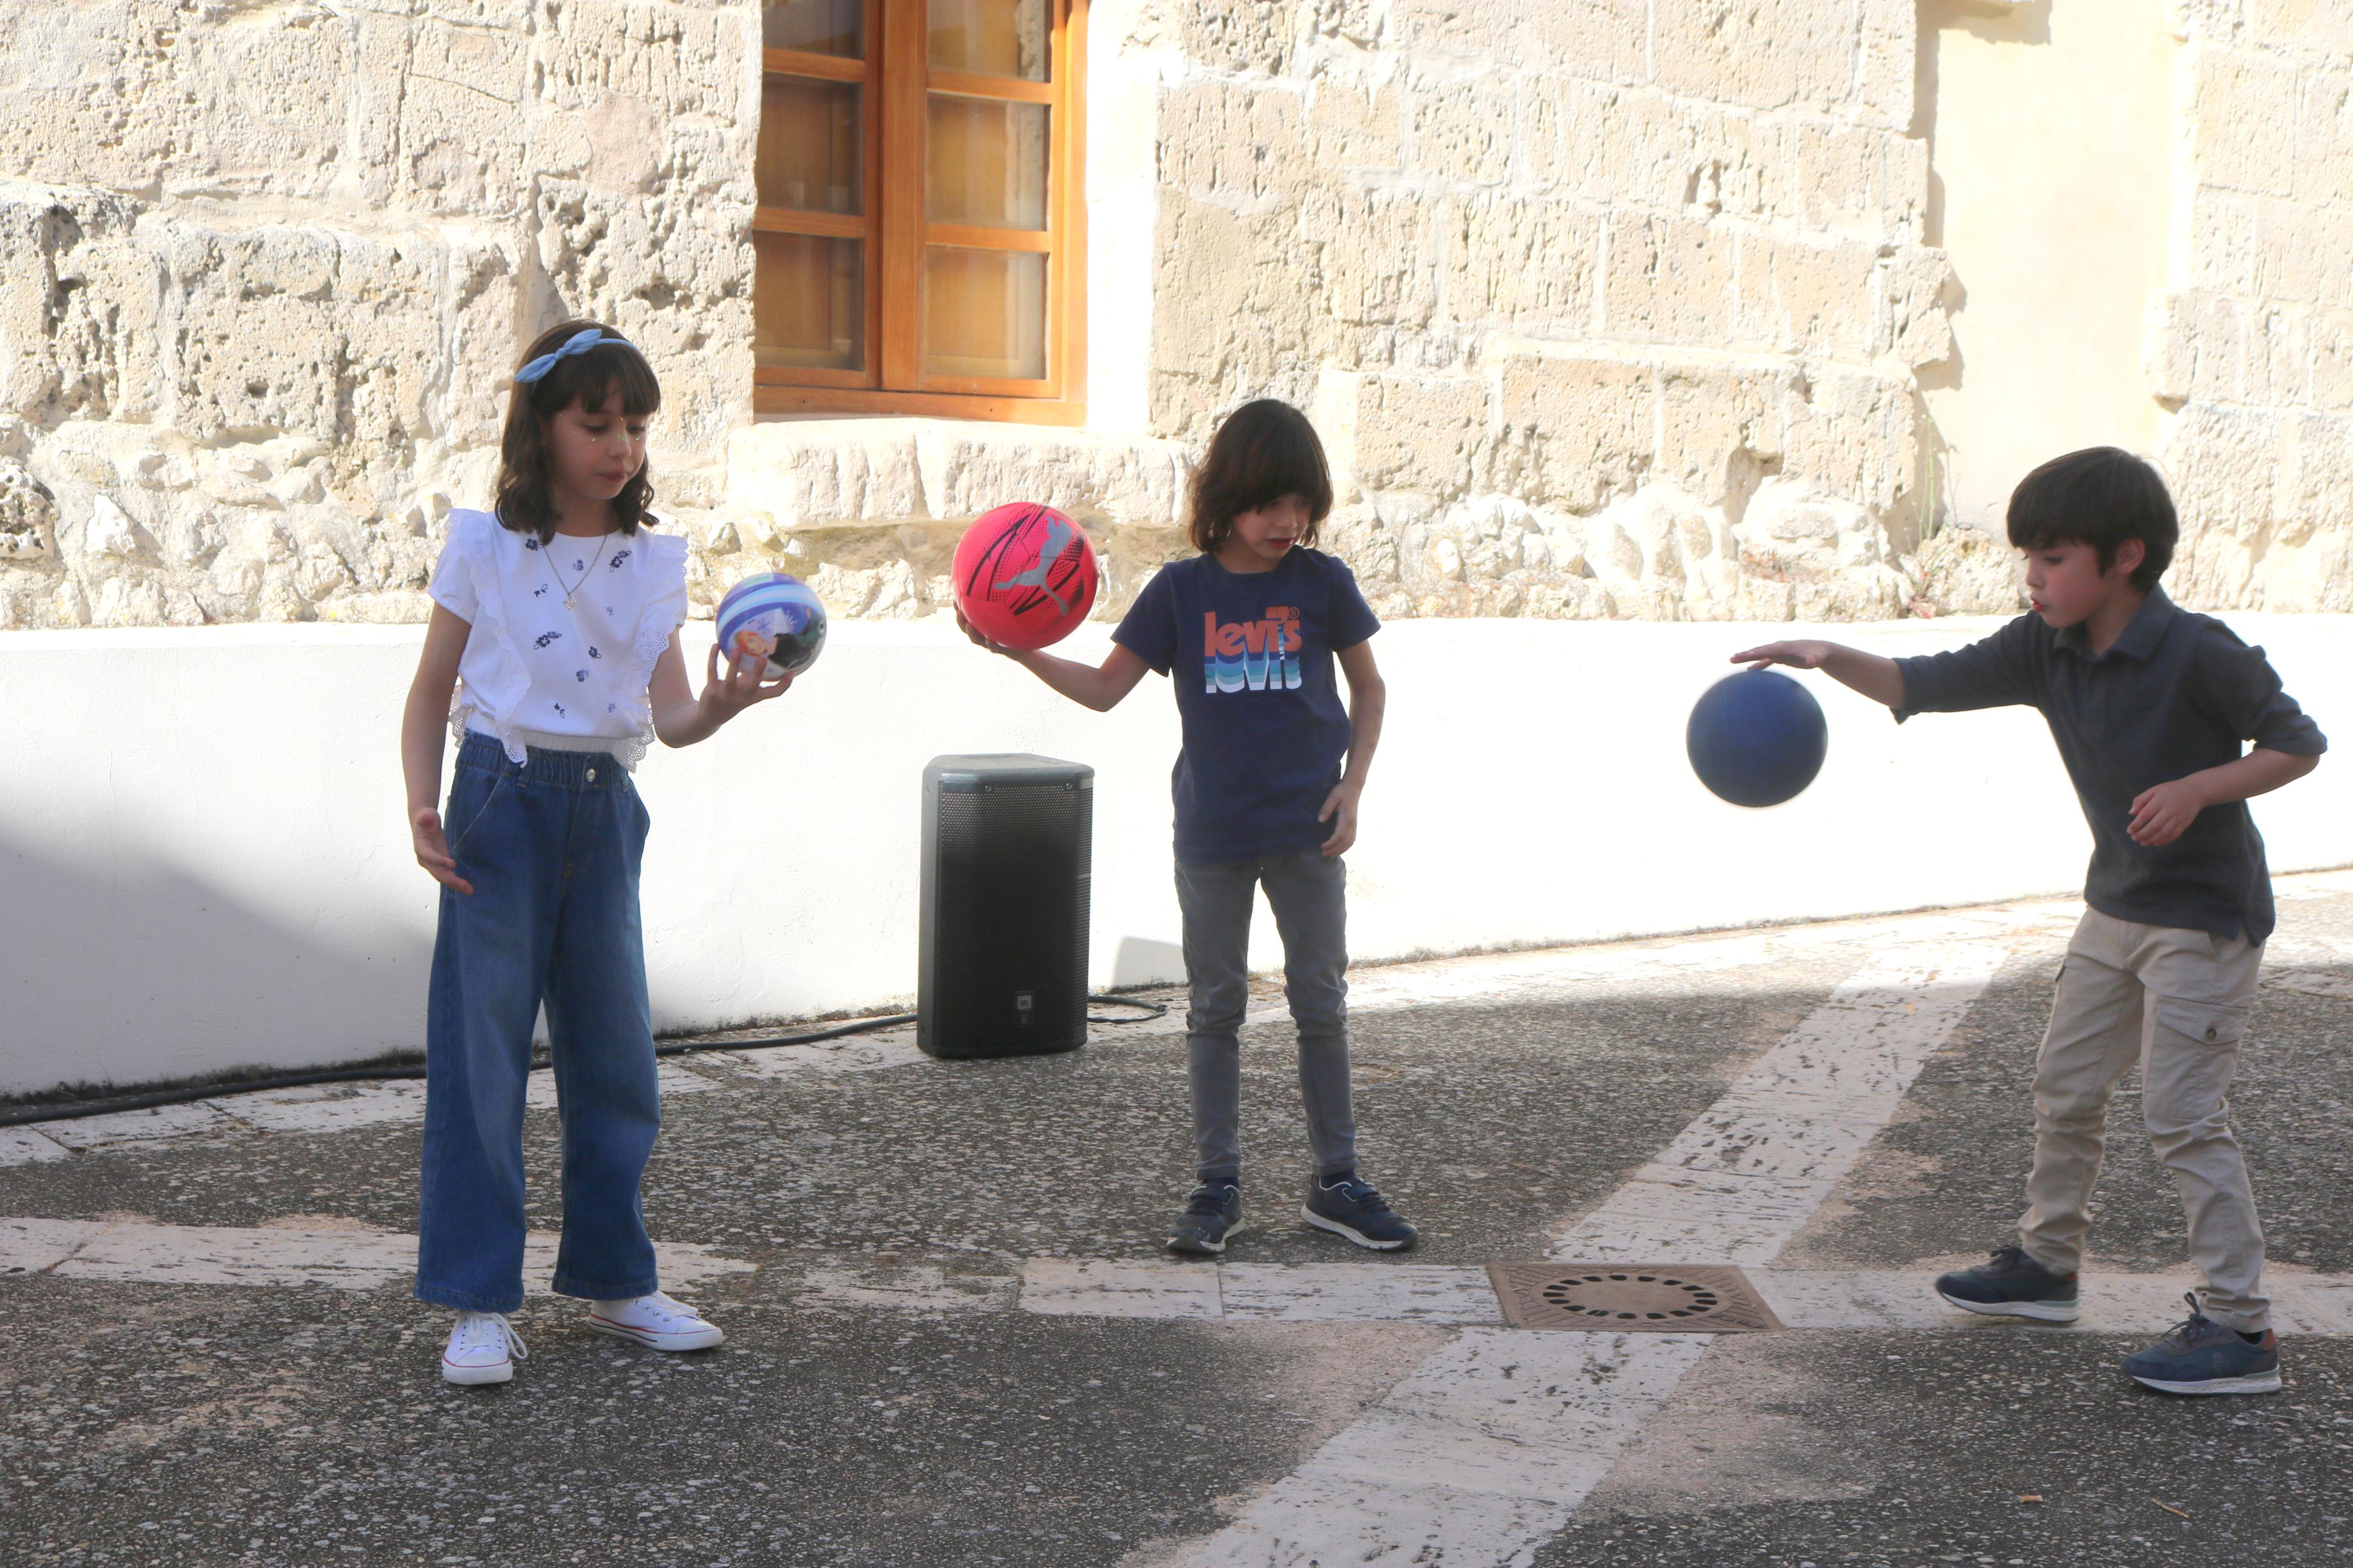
left=2153, top=994, right=2251, bottom=1048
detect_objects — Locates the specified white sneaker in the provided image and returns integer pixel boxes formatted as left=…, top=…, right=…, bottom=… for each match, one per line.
left=586, top=1290, right=726, bottom=1352
left=441, top=1311, right=527, bottom=1386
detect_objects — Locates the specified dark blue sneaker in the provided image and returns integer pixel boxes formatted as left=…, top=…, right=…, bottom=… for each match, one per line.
left=1934, top=1243, right=2081, bottom=1322
left=1303, top=1172, right=1418, bottom=1252
left=1166, top=1180, right=1240, bottom=1256
left=2123, top=1293, right=2281, bottom=1395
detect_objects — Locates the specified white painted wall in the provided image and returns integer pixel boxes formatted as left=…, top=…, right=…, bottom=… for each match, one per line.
left=3, top=614, right=2348, bottom=1098
left=1922, top=0, right=2178, bottom=531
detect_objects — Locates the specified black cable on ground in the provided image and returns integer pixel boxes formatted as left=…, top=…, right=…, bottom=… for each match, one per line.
left=0, top=994, right=1172, bottom=1130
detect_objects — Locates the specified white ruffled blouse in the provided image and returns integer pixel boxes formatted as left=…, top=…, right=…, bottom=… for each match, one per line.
left=427, top=508, right=689, bottom=770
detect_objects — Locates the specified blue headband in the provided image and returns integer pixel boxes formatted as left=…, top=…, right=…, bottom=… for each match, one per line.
left=514, top=327, right=638, bottom=385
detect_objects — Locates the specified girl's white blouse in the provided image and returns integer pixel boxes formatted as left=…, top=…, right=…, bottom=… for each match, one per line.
left=427, top=508, right=688, bottom=770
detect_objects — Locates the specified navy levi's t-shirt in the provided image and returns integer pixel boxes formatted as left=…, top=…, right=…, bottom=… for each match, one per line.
left=1113, top=548, right=1380, bottom=865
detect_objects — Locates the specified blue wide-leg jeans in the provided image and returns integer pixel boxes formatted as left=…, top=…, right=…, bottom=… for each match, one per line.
left=415, top=732, right=662, bottom=1313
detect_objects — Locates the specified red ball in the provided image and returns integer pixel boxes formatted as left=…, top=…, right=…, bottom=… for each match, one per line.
left=953, top=503, right=1099, bottom=650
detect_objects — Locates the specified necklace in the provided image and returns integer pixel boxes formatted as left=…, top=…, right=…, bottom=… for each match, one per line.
left=541, top=531, right=611, bottom=609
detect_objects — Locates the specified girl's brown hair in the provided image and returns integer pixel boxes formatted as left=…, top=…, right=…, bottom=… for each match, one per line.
left=1186, top=399, right=1335, bottom=554
left=494, top=319, right=664, bottom=543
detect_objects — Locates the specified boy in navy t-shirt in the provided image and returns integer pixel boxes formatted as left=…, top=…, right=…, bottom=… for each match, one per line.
left=958, top=399, right=1415, bottom=1256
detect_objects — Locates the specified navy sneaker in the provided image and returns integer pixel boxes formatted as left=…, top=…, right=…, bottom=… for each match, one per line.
left=1166, top=1179, right=1240, bottom=1256
left=1933, top=1243, right=2081, bottom=1322
left=2123, top=1293, right=2281, bottom=1395
left=1303, top=1172, right=1418, bottom=1252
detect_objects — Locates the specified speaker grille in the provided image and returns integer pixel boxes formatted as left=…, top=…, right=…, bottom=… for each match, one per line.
left=921, top=771, right=1092, bottom=1058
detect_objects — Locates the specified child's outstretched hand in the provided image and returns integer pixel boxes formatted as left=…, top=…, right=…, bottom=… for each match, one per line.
left=2127, top=777, right=2208, bottom=847
left=411, top=805, right=474, bottom=897
left=700, top=642, right=794, bottom=723
left=1731, top=640, right=1834, bottom=670
left=1318, top=781, right=1361, bottom=858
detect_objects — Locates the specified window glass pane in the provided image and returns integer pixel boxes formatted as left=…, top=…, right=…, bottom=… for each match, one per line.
left=926, top=97, right=1048, bottom=229
left=758, top=78, right=861, bottom=215
left=755, top=234, right=864, bottom=371
left=928, top=0, right=1050, bottom=81
left=764, top=0, right=861, bottom=56
left=924, top=247, right=1046, bottom=381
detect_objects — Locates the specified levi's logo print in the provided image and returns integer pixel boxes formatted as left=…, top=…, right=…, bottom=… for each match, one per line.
left=1203, top=607, right=1303, bottom=692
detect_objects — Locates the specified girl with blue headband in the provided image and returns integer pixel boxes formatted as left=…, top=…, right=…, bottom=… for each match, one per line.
left=397, top=318, right=792, bottom=1385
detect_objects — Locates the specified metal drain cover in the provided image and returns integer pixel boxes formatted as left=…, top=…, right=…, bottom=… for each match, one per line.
left=1486, top=1262, right=1781, bottom=1333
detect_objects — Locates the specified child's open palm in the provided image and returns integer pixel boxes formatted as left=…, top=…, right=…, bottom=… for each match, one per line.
left=411, top=805, right=474, bottom=897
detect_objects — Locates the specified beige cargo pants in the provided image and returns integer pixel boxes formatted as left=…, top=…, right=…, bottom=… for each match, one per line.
left=2017, top=908, right=2269, bottom=1329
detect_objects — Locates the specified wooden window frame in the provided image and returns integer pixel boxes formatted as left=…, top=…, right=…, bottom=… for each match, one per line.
left=754, top=0, right=1087, bottom=426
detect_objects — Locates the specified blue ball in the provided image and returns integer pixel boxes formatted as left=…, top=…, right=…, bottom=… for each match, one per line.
left=1686, top=669, right=1827, bottom=808
left=715, top=573, right=828, bottom=680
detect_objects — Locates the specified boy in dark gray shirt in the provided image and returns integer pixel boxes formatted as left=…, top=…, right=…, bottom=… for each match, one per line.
left=1736, top=447, right=2324, bottom=1395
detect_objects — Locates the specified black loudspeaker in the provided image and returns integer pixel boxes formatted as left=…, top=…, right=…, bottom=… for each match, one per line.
left=918, top=753, right=1094, bottom=1059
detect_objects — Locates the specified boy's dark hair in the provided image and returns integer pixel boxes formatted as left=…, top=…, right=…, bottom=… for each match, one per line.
left=1187, top=399, right=1334, bottom=554
left=495, top=319, right=663, bottom=543
left=2006, top=446, right=2177, bottom=590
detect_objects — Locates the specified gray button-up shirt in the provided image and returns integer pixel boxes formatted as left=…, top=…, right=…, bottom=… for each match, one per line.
left=1892, top=588, right=2327, bottom=943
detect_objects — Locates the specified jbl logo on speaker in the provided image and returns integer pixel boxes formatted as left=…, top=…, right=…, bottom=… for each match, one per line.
left=1015, top=990, right=1034, bottom=1024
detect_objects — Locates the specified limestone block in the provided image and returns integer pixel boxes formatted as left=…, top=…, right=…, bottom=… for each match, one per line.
left=1495, top=350, right=1654, bottom=513
left=1656, top=359, right=1801, bottom=507
left=1297, top=186, right=1439, bottom=330
left=2167, top=403, right=2353, bottom=611
left=1653, top=0, right=1862, bottom=122
left=0, top=461, right=55, bottom=560
left=1873, top=247, right=1955, bottom=369
left=1853, top=0, right=1918, bottom=133
left=2310, top=307, right=2353, bottom=411
left=1911, top=525, right=2025, bottom=616
left=2185, top=43, right=2299, bottom=198
left=1734, top=232, right=1881, bottom=362
left=0, top=185, right=159, bottom=425
left=725, top=424, right=927, bottom=528
left=916, top=426, right=1190, bottom=526
left=2144, top=290, right=2241, bottom=405
left=1386, top=0, right=1646, bottom=84
left=2245, top=0, right=2353, bottom=56
left=1602, top=212, right=1738, bottom=346
left=1406, top=69, right=1514, bottom=187
left=1149, top=197, right=1298, bottom=433
left=1446, top=197, right=1598, bottom=329
left=1793, top=122, right=1930, bottom=246
left=1783, top=364, right=1920, bottom=521
left=2283, top=410, right=2353, bottom=536
left=2164, top=403, right=2282, bottom=552
left=1307, top=69, right=1402, bottom=173
left=1346, top=374, right=1492, bottom=497
left=1159, top=79, right=1306, bottom=202
left=0, top=3, right=357, bottom=198
left=1559, top=87, right=1781, bottom=225
left=1122, top=0, right=1297, bottom=76
left=2251, top=195, right=2353, bottom=308
left=159, top=223, right=442, bottom=449
left=2183, top=185, right=2263, bottom=299
left=2295, top=69, right=2353, bottom=208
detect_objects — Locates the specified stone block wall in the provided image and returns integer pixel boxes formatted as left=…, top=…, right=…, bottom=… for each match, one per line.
left=1131, top=0, right=1966, bottom=622
left=0, top=0, right=760, bottom=629
left=2149, top=0, right=2353, bottom=610
left=0, top=1, right=2345, bottom=630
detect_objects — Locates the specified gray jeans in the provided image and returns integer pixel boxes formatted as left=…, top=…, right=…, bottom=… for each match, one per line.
left=1174, top=851, right=1356, bottom=1183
